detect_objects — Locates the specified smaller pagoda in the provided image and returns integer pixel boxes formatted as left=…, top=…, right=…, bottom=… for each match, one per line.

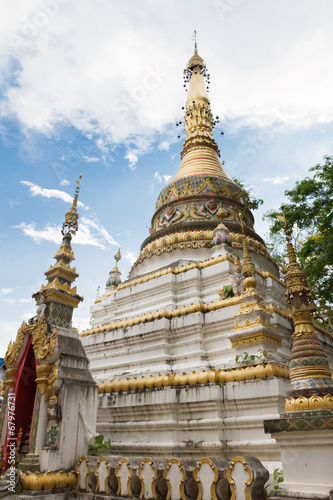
left=264, top=206, right=333, bottom=497
left=0, top=177, right=97, bottom=496
left=32, top=175, right=83, bottom=328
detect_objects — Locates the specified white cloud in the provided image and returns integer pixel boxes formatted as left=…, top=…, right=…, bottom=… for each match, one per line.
left=154, top=172, right=162, bottom=183
left=21, top=180, right=88, bottom=209
left=14, top=222, right=62, bottom=244
left=60, top=179, right=70, bottom=186
left=9, top=199, right=20, bottom=208
left=263, top=176, right=290, bottom=185
left=0, top=288, right=13, bottom=295
left=154, top=172, right=172, bottom=184
left=80, top=217, right=119, bottom=248
left=1, top=2, right=331, bottom=166
left=158, top=140, right=172, bottom=151
left=82, top=155, right=100, bottom=163
left=13, top=216, right=118, bottom=250
left=125, top=152, right=138, bottom=169
left=2, top=297, right=33, bottom=305
left=122, top=250, right=138, bottom=266
left=0, top=2, right=332, bottom=165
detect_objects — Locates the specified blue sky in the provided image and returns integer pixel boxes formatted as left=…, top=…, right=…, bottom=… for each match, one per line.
left=1, top=0, right=333, bottom=355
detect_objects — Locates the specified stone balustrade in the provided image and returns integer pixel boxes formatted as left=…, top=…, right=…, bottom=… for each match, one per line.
left=73, top=454, right=268, bottom=500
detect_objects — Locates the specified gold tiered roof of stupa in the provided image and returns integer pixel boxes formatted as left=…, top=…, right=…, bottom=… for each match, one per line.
left=131, top=42, right=269, bottom=272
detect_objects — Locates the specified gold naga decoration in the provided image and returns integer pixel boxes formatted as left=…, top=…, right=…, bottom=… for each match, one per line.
left=4, top=321, right=29, bottom=368
left=32, top=317, right=57, bottom=363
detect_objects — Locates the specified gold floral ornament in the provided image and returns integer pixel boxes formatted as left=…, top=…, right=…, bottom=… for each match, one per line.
left=32, top=317, right=57, bottom=363
left=4, top=321, right=29, bottom=368
left=62, top=174, right=82, bottom=235
left=36, top=364, right=58, bottom=401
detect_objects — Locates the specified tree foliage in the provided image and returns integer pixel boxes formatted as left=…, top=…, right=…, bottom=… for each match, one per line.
left=264, top=155, right=333, bottom=327
left=232, top=178, right=264, bottom=211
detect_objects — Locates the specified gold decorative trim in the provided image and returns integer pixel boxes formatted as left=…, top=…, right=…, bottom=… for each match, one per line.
left=235, top=300, right=265, bottom=316
left=93, top=249, right=294, bottom=313
left=40, top=278, right=80, bottom=296
left=285, top=394, right=333, bottom=412
left=122, top=254, right=234, bottom=290
left=115, top=457, right=132, bottom=497
left=2, top=368, right=17, bottom=396
left=94, top=456, right=110, bottom=495
left=54, top=247, right=75, bottom=260
left=266, top=304, right=292, bottom=320
left=231, top=332, right=282, bottom=348
left=82, top=296, right=240, bottom=336
left=138, top=457, right=157, bottom=500
left=163, top=458, right=186, bottom=500
left=42, top=291, right=81, bottom=307
left=4, top=321, right=30, bottom=368
left=193, top=457, right=218, bottom=500
left=292, top=310, right=317, bottom=337
left=132, top=230, right=272, bottom=272
left=226, top=457, right=253, bottom=500
left=233, top=317, right=276, bottom=332
left=289, top=366, right=332, bottom=381
left=98, top=362, right=289, bottom=394
left=32, top=318, right=57, bottom=362
left=36, top=364, right=58, bottom=401
left=20, top=469, right=76, bottom=491
left=256, top=270, right=285, bottom=287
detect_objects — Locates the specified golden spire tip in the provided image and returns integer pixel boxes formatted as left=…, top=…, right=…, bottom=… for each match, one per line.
left=61, top=175, right=82, bottom=236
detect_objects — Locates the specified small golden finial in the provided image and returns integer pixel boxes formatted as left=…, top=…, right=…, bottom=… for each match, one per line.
left=277, top=203, right=311, bottom=309
left=62, top=174, right=82, bottom=236
left=114, top=248, right=122, bottom=265
left=96, top=285, right=100, bottom=299
left=215, top=207, right=229, bottom=231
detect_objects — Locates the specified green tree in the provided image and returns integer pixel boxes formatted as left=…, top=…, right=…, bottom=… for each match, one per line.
left=264, top=155, right=333, bottom=328
left=232, top=178, right=264, bottom=210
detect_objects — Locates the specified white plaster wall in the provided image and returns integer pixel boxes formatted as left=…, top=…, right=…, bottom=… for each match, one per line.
left=96, top=379, right=289, bottom=463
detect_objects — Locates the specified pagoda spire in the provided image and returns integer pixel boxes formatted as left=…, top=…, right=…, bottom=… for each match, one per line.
left=33, top=177, right=83, bottom=328
left=277, top=205, right=333, bottom=410
left=177, top=37, right=222, bottom=167
left=62, top=174, right=82, bottom=235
